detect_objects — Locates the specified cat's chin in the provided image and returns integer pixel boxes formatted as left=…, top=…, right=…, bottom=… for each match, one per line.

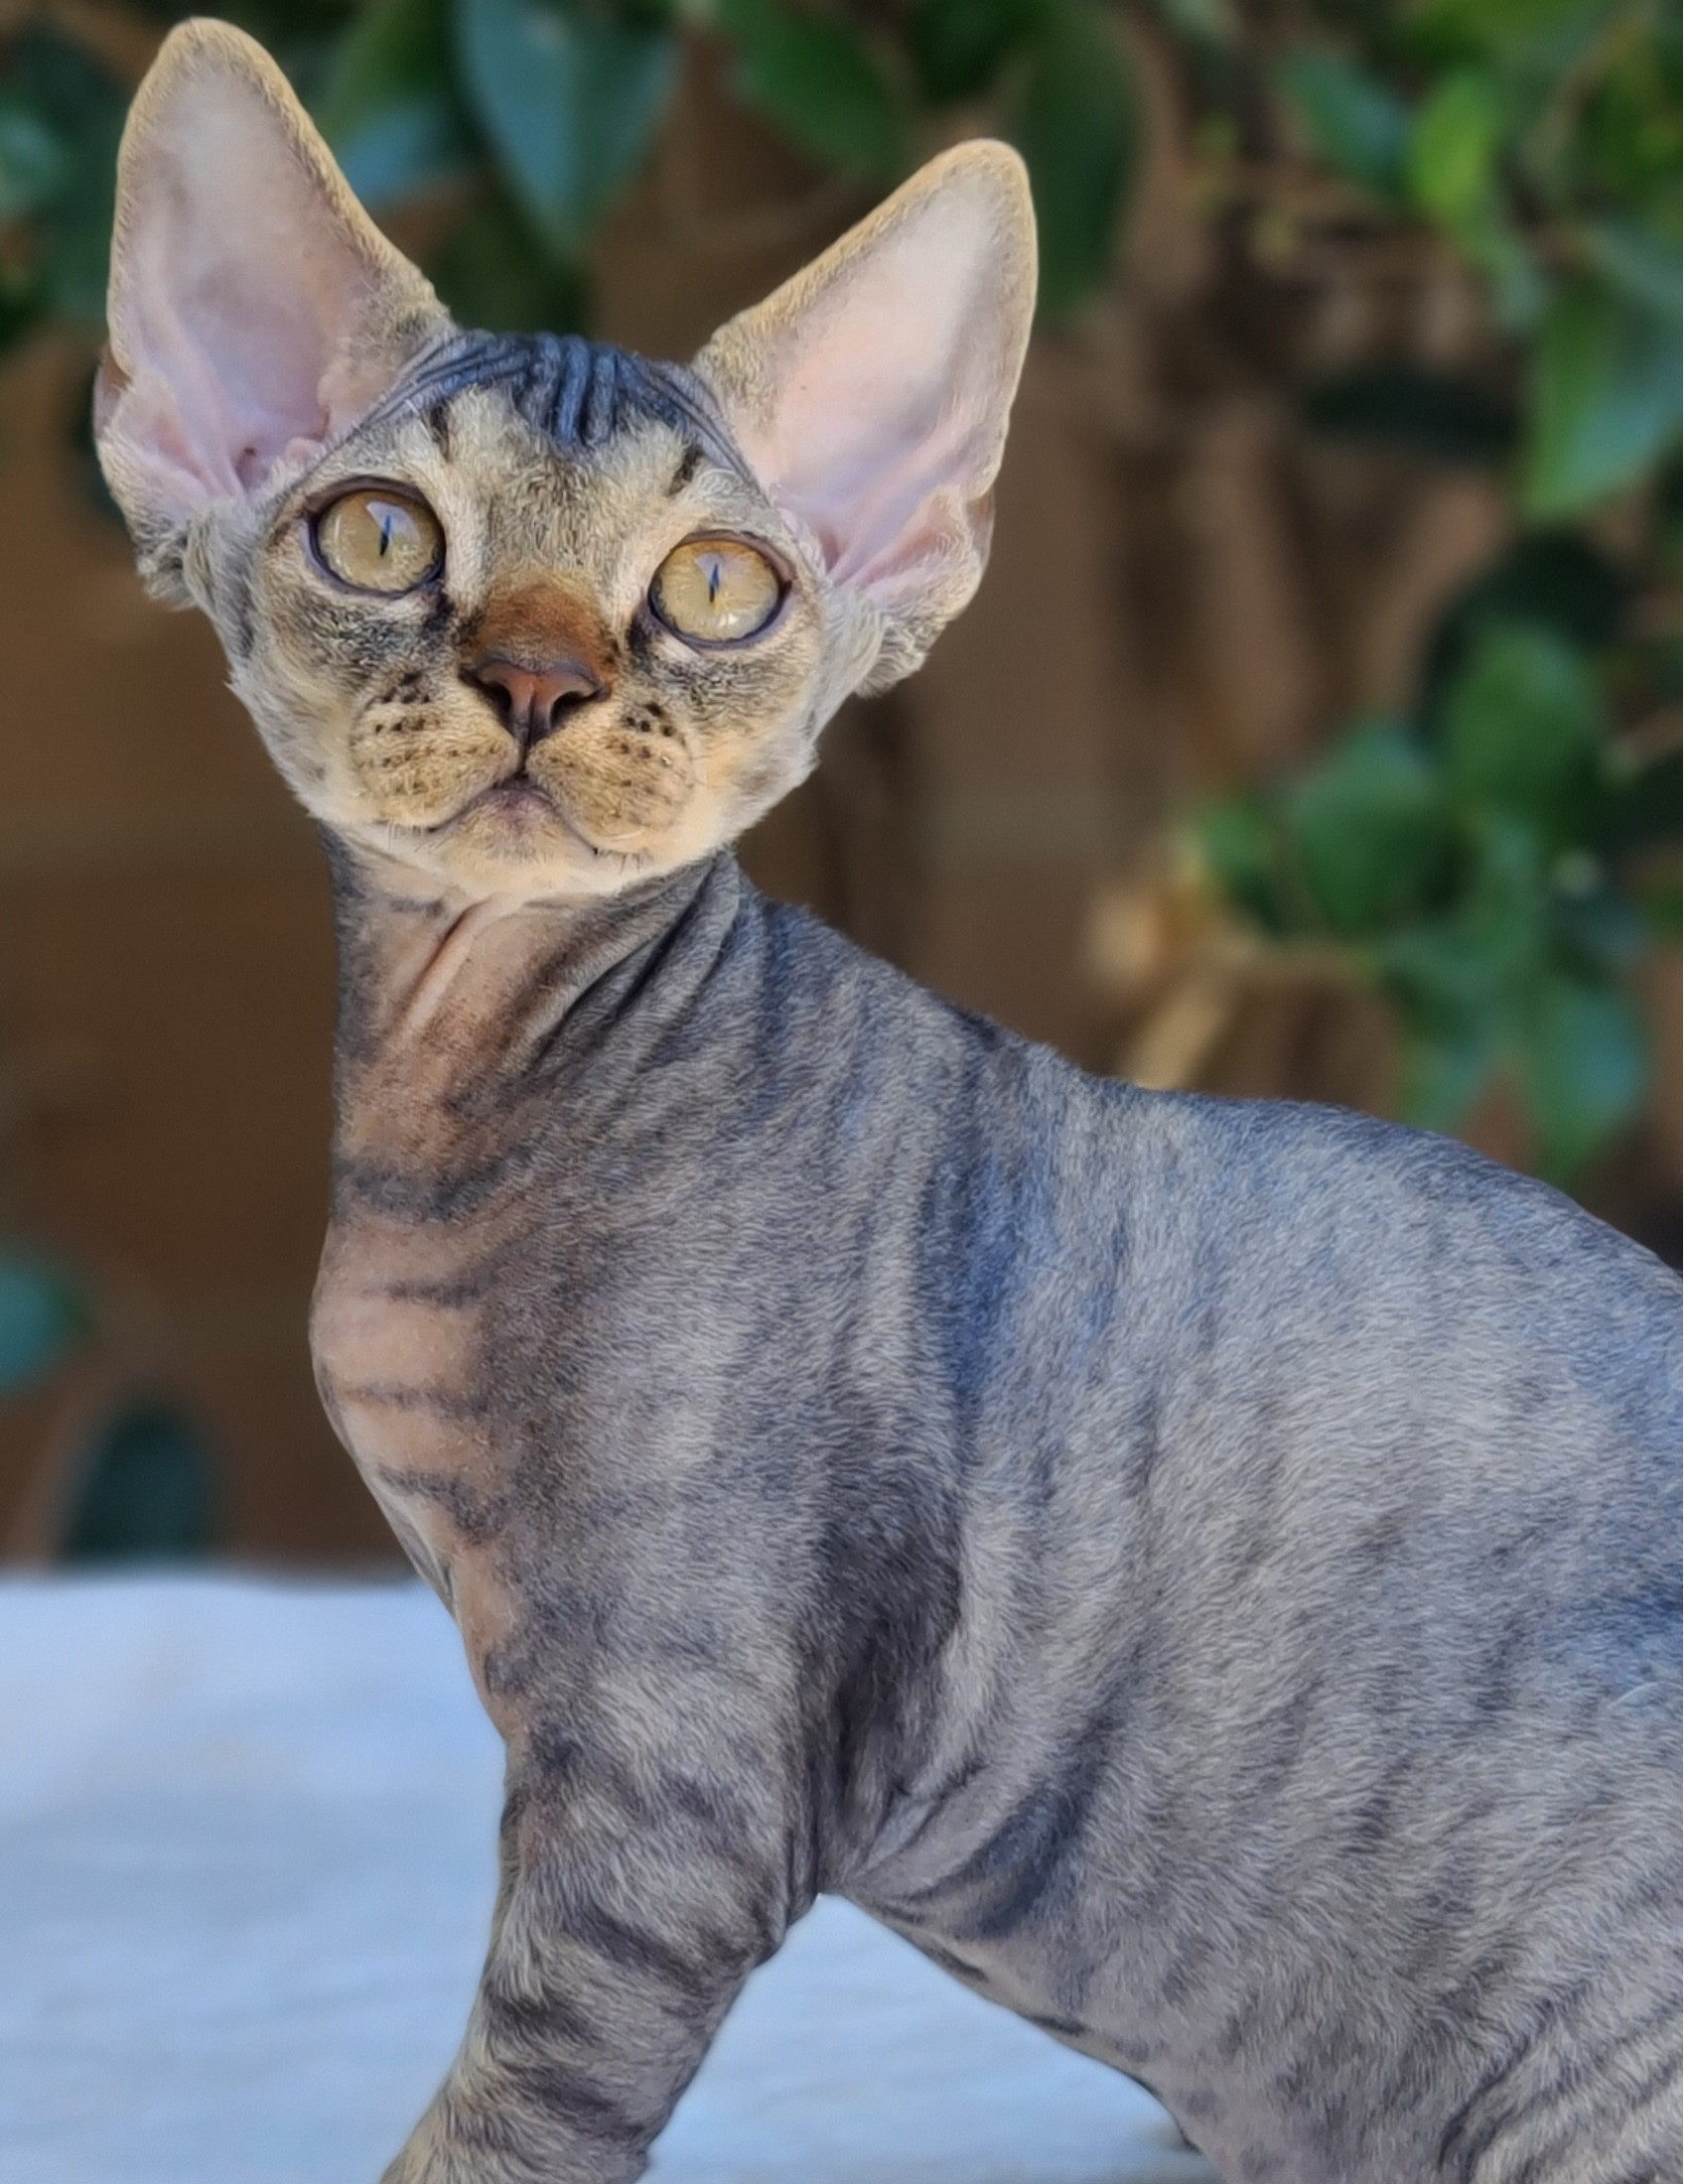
left=344, top=786, right=667, bottom=905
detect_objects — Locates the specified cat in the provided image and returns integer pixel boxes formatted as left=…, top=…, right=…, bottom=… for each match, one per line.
left=94, top=22, right=1681, bottom=2184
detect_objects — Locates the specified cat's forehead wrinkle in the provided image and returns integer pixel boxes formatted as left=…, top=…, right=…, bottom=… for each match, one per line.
left=367, top=329, right=753, bottom=485
left=423, top=401, right=453, bottom=463
left=667, top=445, right=707, bottom=497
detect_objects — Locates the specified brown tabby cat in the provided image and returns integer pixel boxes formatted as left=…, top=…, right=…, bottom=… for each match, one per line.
left=95, top=22, right=1681, bottom=2184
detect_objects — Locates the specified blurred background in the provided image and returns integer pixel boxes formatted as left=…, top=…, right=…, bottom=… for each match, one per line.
left=0, top=0, right=1677, bottom=1564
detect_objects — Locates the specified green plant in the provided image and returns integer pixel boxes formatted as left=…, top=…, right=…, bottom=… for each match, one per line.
left=1197, top=542, right=1678, bottom=1179
left=1191, top=0, right=1679, bottom=1181
left=0, top=1, right=1140, bottom=342
left=0, top=1247, right=84, bottom=1396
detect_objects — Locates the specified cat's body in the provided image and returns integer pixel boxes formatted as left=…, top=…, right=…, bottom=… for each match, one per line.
left=95, top=24, right=1682, bottom=2184
left=313, top=849, right=1680, bottom=2184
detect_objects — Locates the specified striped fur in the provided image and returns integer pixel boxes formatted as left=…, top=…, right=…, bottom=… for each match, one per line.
left=97, top=25, right=1681, bottom=2184
left=307, top=855, right=1681, bottom=2184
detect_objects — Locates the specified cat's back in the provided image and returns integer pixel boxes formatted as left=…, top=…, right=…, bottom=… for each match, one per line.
left=999, top=1069, right=1681, bottom=1686
left=1107, top=1082, right=1678, bottom=1405
left=1091, top=1082, right=1681, bottom=1514
left=1083, top=1082, right=1680, bottom=1735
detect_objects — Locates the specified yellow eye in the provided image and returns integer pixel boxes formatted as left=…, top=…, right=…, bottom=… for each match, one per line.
left=313, top=488, right=443, bottom=594
left=650, top=536, right=782, bottom=644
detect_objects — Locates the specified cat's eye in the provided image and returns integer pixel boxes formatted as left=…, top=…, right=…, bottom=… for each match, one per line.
left=312, top=487, right=443, bottom=595
left=650, top=536, right=783, bottom=645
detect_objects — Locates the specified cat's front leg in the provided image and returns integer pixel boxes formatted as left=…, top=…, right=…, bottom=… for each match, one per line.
left=383, top=1746, right=791, bottom=2184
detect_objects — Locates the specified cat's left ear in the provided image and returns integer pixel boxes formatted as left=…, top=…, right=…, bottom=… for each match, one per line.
left=95, top=19, right=449, bottom=589
left=693, top=143, right=1036, bottom=690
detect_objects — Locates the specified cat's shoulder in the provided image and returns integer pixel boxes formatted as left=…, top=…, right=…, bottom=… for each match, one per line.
left=736, top=871, right=1678, bottom=1308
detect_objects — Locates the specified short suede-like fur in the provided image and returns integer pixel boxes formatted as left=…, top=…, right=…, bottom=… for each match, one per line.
left=98, top=24, right=1681, bottom=2184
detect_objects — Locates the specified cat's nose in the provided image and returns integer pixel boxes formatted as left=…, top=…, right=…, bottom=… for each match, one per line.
left=467, top=653, right=604, bottom=744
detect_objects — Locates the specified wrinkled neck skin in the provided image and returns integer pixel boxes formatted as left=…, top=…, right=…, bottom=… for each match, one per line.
left=324, top=836, right=715, bottom=1133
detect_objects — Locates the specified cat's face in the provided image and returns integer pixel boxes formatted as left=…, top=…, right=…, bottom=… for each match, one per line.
left=96, top=22, right=1035, bottom=903
left=211, top=343, right=866, bottom=897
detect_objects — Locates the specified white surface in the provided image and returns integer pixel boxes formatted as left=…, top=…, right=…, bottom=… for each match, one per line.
left=0, top=1575, right=1217, bottom=2184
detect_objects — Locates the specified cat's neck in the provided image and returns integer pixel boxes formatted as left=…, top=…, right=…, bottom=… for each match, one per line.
left=323, top=836, right=725, bottom=1112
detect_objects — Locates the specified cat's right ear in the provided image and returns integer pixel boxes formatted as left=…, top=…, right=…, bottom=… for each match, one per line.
left=95, top=20, right=449, bottom=594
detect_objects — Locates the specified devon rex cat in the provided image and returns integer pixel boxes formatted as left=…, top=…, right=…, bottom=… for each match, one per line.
left=96, top=22, right=1680, bottom=2184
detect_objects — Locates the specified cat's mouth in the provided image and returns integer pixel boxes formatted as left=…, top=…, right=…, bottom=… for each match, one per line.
left=428, top=772, right=568, bottom=837
left=418, top=770, right=626, bottom=861
left=472, top=779, right=557, bottom=822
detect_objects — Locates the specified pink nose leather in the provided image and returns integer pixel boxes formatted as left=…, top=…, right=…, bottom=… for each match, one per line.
left=468, top=654, right=603, bottom=743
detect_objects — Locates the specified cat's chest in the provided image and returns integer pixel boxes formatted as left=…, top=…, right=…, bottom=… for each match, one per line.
left=310, top=1199, right=509, bottom=1568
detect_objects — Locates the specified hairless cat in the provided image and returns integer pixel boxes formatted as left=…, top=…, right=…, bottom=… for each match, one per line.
left=94, top=23, right=1680, bottom=2184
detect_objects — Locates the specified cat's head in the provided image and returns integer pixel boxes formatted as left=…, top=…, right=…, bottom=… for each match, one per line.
left=94, top=21, right=1035, bottom=902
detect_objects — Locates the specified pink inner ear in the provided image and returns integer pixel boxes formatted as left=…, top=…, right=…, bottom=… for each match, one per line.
left=177, top=267, right=336, bottom=489
left=106, top=60, right=403, bottom=518
left=734, top=190, right=1017, bottom=606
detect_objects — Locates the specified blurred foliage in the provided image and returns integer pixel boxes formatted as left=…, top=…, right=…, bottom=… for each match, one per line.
left=0, top=1248, right=84, bottom=1395
left=59, top=1401, right=219, bottom=1562
left=0, top=0, right=1142, bottom=339
left=1197, top=561, right=1677, bottom=1178
left=0, top=0, right=1673, bottom=1187
left=1192, top=0, right=1679, bottom=1181
left=0, top=1246, right=222, bottom=1558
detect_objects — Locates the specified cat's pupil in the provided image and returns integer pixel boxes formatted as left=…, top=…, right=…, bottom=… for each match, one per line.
left=706, top=559, right=721, bottom=603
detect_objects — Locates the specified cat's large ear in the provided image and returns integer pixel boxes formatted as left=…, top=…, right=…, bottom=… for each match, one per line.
left=693, top=143, right=1035, bottom=690
left=95, top=19, right=449, bottom=589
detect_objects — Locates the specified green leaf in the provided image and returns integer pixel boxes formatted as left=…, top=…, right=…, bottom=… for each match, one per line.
left=1381, top=911, right=1526, bottom=1020
left=43, top=111, right=121, bottom=321
left=1, top=28, right=127, bottom=322
left=1286, top=723, right=1448, bottom=937
left=1382, top=892, right=1536, bottom=1132
left=1407, top=68, right=1506, bottom=230
left=0, top=1253, right=84, bottom=1396
left=454, top=0, right=680, bottom=256
left=1397, top=1008, right=1503, bottom=1134
left=1550, top=877, right=1646, bottom=976
left=426, top=189, right=591, bottom=331
left=0, top=97, right=67, bottom=222
left=1604, top=746, right=1682, bottom=858
left=1640, top=873, right=1682, bottom=944
left=1579, top=217, right=1682, bottom=324
left=1523, top=276, right=1682, bottom=518
left=60, top=1402, right=219, bottom=1563
left=318, top=0, right=475, bottom=209
left=0, top=271, right=45, bottom=359
left=1276, top=51, right=1409, bottom=200
left=1423, top=536, right=1627, bottom=709
left=1006, top=1, right=1137, bottom=319
left=1576, top=13, right=1681, bottom=207
left=908, top=0, right=1037, bottom=105
left=1149, top=0, right=1238, bottom=44
left=1440, top=619, right=1602, bottom=817
left=1514, top=971, right=1647, bottom=1178
left=1406, top=0, right=1604, bottom=67
left=1193, top=797, right=1286, bottom=932
left=1300, top=366, right=1516, bottom=466
left=717, top=0, right=906, bottom=179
